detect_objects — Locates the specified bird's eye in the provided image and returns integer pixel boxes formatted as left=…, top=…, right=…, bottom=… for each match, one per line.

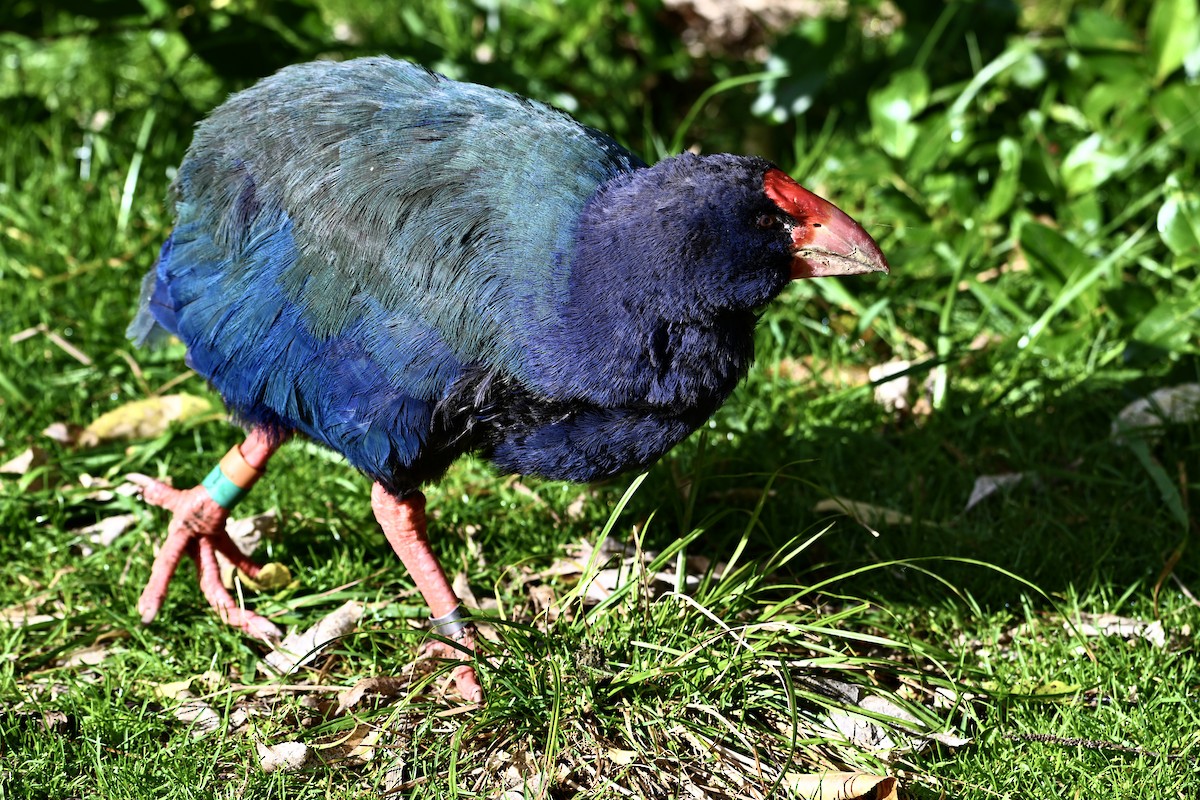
left=755, top=213, right=779, bottom=230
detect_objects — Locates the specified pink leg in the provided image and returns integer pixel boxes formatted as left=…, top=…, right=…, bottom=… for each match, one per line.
left=129, top=427, right=285, bottom=641
left=372, top=483, right=483, bottom=702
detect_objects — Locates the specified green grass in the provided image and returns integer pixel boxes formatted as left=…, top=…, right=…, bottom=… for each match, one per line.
left=3, top=0, right=1200, bottom=797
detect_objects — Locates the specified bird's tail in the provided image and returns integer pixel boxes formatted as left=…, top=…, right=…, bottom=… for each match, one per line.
left=126, top=236, right=179, bottom=347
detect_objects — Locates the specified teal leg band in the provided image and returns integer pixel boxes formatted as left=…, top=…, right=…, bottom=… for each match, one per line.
left=201, top=464, right=250, bottom=510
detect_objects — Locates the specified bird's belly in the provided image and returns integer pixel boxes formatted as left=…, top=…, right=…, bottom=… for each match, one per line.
left=483, top=401, right=715, bottom=483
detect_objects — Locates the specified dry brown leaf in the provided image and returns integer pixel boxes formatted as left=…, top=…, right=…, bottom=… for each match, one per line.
left=42, top=422, right=83, bottom=445
left=868, top=360, right=913, bottom=413
left=565, top=493, right=587, bottom=520
left=925, top=731, right=973, bottom=748
left=58, top=642, right=113, bottom=669
left=606, top=748, right=639, bottom=766
left=813, top=496, right=919, bottom=533
left=499, top=748, right=547, bottom=798
left=80, top=393, right=212, bottom=446
left=1111, top=383, right=1200, bottom=443
left=262, top=600, right=363, bottom=676
left=783, top=772, right=897, bottom=800
left=964, top=473, right=1029, bottom=512
left=770, top=356, right=871, bottom=387
left=0, top=595, right=57, bottom=627
left=336, top=676, right=407, bottom=714
left=257, top=740, right=311, bottom=773
left=343, top=723, right=385, bottom=763
left=225, top=511, right=278, bottom=557
left=171, top=672, right=227, bottom=737
left=155, top=679, right=224, bottom=738
left=72, top=513, right=137, bottom=556
left=0, top=446, right=48, bottom=476
left=1072, top=613, right=1167, bottom=648
left=527, top=583, right=560, bottom=620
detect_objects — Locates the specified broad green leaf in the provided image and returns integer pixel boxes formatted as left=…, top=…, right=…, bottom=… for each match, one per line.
left=1150, top=82, right=1200, bottom=155
left=1103, top=283, right=1158, bottom=325
left=1066, top=9, right=1139, bottom=52
left=1158, top=175, right=1200, bottom=257
left=1009, top=48, right=1048, bottom=88
left=983, top=137, right=1022, bottom=221
left=1132, top=294, right=1200, bottom=352
left=905, top=112, right=968, bottom=178
left=752, top=19, right=842, bottom=122
left=868, top=69, right=929, bottom=160
left=1060, top=133, right=1127, bottom=195
left=1019, top=222, right=1089, bottom=290
left=1148, top=0, right=1200, bottom=83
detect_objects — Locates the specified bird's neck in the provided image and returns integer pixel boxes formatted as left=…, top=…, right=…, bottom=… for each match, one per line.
left=522, top=214, right=759, bottom=410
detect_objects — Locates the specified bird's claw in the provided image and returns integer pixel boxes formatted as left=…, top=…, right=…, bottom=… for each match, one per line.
left=422, top=625, right=483, bottom=703
left=131, top=475, right=280, bottom=640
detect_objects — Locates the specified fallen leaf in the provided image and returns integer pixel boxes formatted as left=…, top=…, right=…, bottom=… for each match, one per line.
left=343, top=723, right=385, bottom=763
left=869, top=360, right=913, bottom=413
left=1112, top=383, right=1200, bottom=443
left=809, top=677, right=963, bottom=760
left=236, top=562, right=293, bottom=592
left=155, top=678, right=196, bottom=700
left=80, top=393, right=212, bottom=446
left=0, top=596, right=57, bottom=627
left=257, top=740, right=311, bottom=773
left=813, top=496, right=920, bottom=534
left=155, top=679, right=224, bottom=738
left=337, top=676, right=407, bottom=714
left=42, top=422, right=84, bottom=446
left=215, top=512, right=290, bottom=590
left=606, top=748, right=639, bottom=766
left=783, top=771, right=898, bottom=800
left=565, top=493, right=587, bottom=520
left=72, top=513, right=137, bottom=556
left=964, top=473, right=1029, bottom=512
left=771, top=356, right=871, bottom=387
left=262, top=601, right=363, bottom=676
left=1072, top=613, right=1167, bottom=648
left=924, top=731, right=973, bottom=748
left=179, top=701, right=226, bottom=739
left=225, top=511, right=278, bottom=557
left=58, top=642, right=113, bottom=669
left=0, top=446, right=48, bottom=476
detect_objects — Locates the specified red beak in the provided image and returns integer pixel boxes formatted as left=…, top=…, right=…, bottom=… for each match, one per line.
left=764, top=168, right=889, bottom=279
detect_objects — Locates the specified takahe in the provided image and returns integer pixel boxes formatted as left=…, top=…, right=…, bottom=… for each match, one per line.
left=128, top=57, right=888, bottom=701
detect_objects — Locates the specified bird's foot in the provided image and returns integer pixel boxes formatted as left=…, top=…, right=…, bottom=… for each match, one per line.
left=423, top=608, right=483, bottom=703
left=127, top=473, right=282, bottom=641
left=421, top=626, right=482, bottom=703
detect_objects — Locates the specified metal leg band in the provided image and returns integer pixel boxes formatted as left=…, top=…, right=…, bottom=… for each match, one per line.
left=429, top=605, right=471, bottom=638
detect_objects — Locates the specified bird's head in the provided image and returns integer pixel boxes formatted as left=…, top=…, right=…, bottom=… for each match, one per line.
left=574, top=153, right=888, bottom=321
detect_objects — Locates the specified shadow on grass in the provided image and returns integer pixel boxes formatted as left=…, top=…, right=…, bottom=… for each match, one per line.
left=616, top=359, right=1200, bottom=613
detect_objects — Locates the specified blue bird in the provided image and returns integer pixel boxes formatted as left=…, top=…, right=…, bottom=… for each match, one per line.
left=129, top=57, right=888, bottom=701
